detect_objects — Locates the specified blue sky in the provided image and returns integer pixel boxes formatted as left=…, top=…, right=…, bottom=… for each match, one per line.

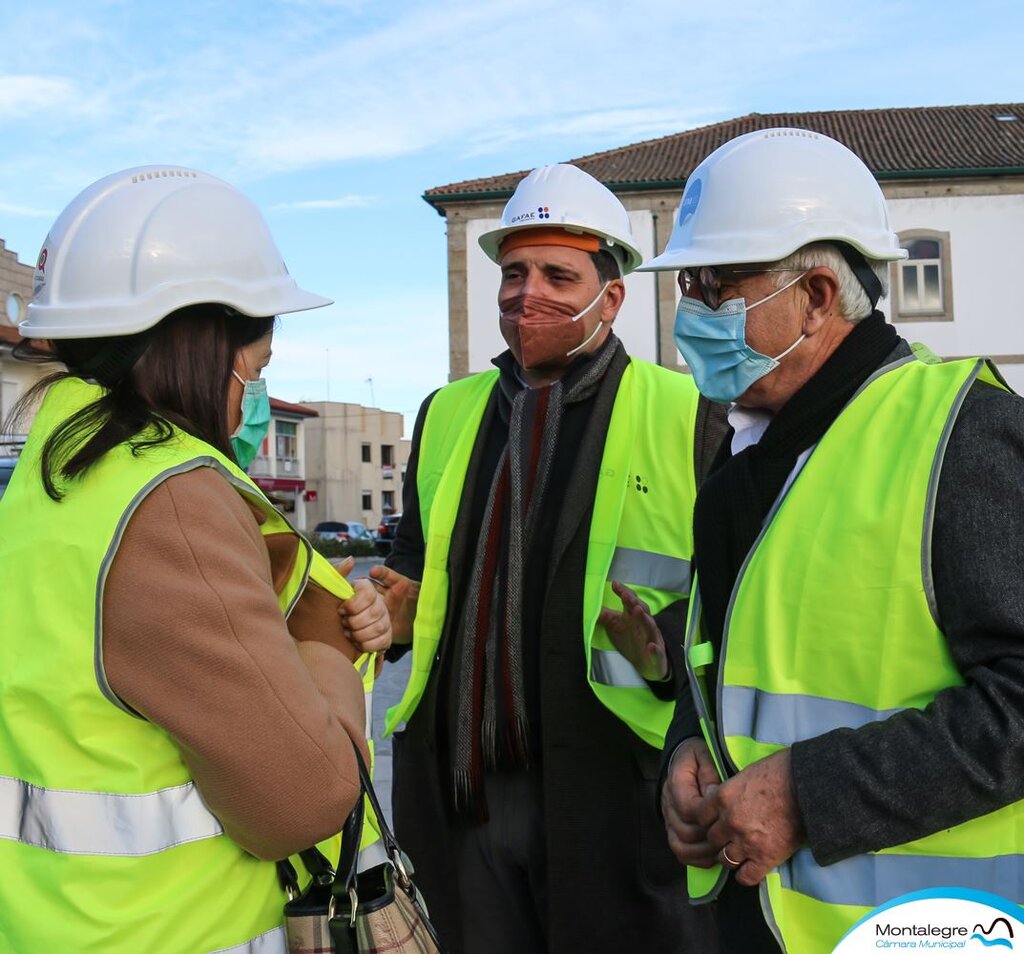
left=1, top=0, right=1020, bottom=431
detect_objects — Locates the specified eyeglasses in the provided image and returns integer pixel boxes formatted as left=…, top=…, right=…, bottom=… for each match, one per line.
left=680, top=266, right=805, bottom=310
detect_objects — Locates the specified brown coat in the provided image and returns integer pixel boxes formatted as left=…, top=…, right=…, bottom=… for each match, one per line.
left=103, top=466, right=367, bottom=861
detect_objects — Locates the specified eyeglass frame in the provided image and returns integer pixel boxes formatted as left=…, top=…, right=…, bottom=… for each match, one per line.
left=679, top=266, right=807, bottom=311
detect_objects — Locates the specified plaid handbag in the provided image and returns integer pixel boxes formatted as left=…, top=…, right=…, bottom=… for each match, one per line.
left=277, top=744, right=446, bottom=954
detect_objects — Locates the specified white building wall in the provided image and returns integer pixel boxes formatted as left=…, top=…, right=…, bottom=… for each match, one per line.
left=886, top=192, right=1024, bottom=393
left=464, top=210, right=660, bottom=373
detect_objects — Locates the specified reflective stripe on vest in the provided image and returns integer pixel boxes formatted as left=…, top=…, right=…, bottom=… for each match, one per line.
left=590, top=648, right=648, bottom=689
left=778, top=847, right=1024, bottom=909
left=0, top=774, right=223, bottom=855
left=214, top=927, right=287, bottom=954
left=385, top=359, right=700, bottom=749
left=702, top=356, right=1020, bottom=951
left=723, top=685, right=906, bottom=745
left=608, top=546, right=691, bottom=593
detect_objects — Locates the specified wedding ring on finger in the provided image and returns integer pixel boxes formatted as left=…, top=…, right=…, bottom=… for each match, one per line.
left=721, top=846, right=741, bottom=868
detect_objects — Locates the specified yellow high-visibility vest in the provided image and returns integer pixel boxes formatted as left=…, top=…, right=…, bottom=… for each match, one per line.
left=683, top=355, right=1022, bottom=952
left=385, top=358, right=701, bottom=749
left=0, top=377, right=375, bottom=953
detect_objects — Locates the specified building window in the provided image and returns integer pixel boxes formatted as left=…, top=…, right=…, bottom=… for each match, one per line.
left=382, top=490, right=395, bottom=512
left=361, top=443, right=371, bottom=463
left=275, top=420, right=298, bottom=473
left=893, top=230, right=953, bottom=321
left=362, top=491, right=372, bottom=511
left=381, top=444, right=395, bottom=479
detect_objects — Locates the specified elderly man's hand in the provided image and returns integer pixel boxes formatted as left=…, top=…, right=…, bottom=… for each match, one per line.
left=334, top=559, right=392, bottom=654
left=661, top=737, right=721, bottom=868
left=697, top=748, right=804, bottom=886
left=599, top=581, right=669, bottom=681
left=367, top=564, right=419, bottom=645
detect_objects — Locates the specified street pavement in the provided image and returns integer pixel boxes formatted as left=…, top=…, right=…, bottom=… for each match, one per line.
left=343, top=556, right=409, bottom=828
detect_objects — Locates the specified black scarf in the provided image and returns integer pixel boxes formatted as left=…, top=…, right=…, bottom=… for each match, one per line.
left=692, top=312, right=899, bottom=644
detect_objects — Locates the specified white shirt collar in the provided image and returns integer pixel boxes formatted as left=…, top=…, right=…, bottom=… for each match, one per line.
left=728, top=403, right=775, bottom=455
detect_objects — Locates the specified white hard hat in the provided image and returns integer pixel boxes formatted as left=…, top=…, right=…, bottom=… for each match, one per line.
left=22, top=165, right=331, bottom=339
left=478, top=163, right=643, bottom=275
left=640, top=128, right=907, bottom=272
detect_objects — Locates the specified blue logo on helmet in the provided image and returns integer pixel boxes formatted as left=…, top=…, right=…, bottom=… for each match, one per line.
left=678, top=178, right=702, bottom=227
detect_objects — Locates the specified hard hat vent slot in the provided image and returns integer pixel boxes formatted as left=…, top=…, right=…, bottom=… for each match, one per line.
left=130, top=170, right=197, bottom=184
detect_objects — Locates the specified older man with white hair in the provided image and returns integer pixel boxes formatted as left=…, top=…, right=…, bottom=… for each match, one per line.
left=644, top=128, right=1024, bottom=953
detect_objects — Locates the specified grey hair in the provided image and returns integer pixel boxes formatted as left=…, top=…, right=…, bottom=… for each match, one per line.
left=772, top=242, right=889, bottom=323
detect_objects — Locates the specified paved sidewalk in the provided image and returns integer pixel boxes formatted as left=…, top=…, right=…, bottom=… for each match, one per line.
left=335, top=555, right=406, bottom=828
left=370, top=654, right=410, bottom=829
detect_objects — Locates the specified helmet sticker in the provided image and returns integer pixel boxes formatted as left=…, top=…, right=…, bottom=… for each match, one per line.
left=34, top=247, right=48, bottom=296
left=510, top=205, right=550, bottom=225
left=677, top=178, right=702, bottom=227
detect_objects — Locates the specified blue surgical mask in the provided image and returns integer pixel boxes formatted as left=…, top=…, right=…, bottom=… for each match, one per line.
left=230, top=370, right=271, bottom=469
left=673, top=271, right=807, bottom=404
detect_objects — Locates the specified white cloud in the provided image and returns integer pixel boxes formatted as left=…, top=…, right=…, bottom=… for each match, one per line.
left=0, top=75, right=79, bottom=118
left=0, top=200, right=56, bottom=218
left=272, top=195, right=377, bottom=211
left=0, top=0, right=865, bottom=179
left=463, top=106, right=725, bottom=158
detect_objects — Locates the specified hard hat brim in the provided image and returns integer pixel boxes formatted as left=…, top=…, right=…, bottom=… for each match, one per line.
left=21, top=281, right=332, bottom=339
left=479, top=222, right=643, bottom=275
left=638, top=237, right=908, bottom=272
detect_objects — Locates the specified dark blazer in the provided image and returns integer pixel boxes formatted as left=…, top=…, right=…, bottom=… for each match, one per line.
left=389, top=345, right=726, bottom=954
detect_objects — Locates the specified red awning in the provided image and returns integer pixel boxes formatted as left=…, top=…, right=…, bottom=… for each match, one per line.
left=252, top=477, right=306, bottom=493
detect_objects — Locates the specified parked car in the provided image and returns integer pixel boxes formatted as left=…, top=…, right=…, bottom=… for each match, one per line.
left=376, top=513, right=402, bottom=555
left=0, top=458, right=16, bottom=502
left=312, top=520, right=369, bottom=543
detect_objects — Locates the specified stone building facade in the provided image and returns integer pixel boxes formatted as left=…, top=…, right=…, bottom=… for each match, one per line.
left=424, top=104, right=1024, bottom=394
left=0, top=239, right=41, bottom=451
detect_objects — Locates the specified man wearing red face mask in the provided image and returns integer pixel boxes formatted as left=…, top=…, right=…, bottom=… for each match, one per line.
left=371, top=164, right=726, bottom=954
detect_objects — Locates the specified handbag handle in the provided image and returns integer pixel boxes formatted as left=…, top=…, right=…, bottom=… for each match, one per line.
left=276, top=738, right=416, bottom=903
left=336, top=741, right=411, bottom=894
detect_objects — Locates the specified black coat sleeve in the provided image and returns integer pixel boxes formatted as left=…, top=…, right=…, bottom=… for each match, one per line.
left=383, top=391, right=436, bottom=662
left=790, top=381, right=1024, bottom=865
left=385, top=390, right=436, bottom=583
left=646, top=598, right=688, bottom=701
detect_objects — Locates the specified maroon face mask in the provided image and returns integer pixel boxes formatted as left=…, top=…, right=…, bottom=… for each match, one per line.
left=499, top=283, right=608, bottom=371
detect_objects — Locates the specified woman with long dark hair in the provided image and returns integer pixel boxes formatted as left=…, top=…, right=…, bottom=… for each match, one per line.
left=0, top=166, right=390, bottom=952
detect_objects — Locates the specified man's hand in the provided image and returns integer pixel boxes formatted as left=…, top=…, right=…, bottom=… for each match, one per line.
left=334, top=558, right=392, bottom=654
left=367, top=564, right=420, bottom=645
left=661, top=737, right=721, bottom=868
left=697, top=748, right=804, bottom=886
left=598, top=581, right=669, bottom=681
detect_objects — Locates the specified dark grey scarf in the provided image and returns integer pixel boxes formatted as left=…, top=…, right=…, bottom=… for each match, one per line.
left=451, top=336, right=621, bottom=818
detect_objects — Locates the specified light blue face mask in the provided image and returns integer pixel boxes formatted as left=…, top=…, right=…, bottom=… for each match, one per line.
left=673, top=271, right=807, bottom=404
left=230, top=370, right=271, bottom=469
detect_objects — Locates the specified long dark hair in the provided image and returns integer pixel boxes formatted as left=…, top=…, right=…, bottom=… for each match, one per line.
left=8, top=304, right=275, bottom=500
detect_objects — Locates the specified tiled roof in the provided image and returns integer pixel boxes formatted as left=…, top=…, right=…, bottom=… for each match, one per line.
left=425, top=103, right=1024, bottom=204
left=270, top=396, right=319, bottom=417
